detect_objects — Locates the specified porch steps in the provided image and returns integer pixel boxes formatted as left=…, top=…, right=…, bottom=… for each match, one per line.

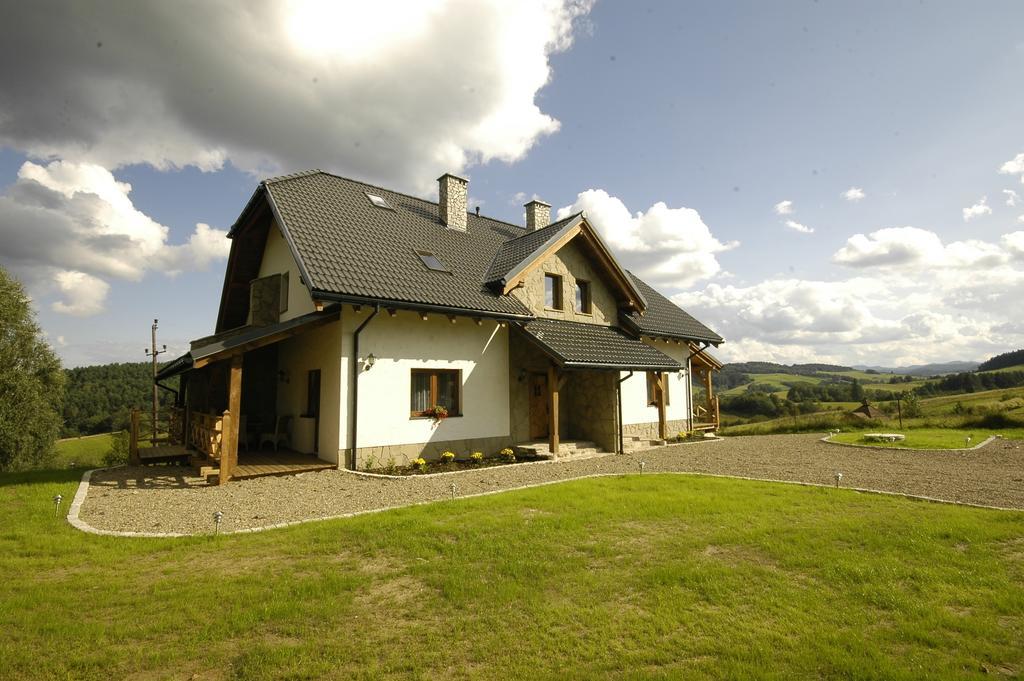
left=516, top=440, right=610, bottom=461
left=622, top=435, right=667, bottom=453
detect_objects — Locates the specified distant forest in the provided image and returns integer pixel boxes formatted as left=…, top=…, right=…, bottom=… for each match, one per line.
left=62, top=362, right=177, bottom=437
left=977, top=349, right=1024, bottom=372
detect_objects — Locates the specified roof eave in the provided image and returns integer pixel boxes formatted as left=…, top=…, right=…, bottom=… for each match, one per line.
left=311, top=290, right=535, bottom=321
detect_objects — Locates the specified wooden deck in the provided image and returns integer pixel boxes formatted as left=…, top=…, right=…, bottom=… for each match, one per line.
left=231, top=450, right=335, bottom=479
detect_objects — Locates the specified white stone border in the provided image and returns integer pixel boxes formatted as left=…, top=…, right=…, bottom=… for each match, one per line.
left=821, top=433, right=998, bottom=452
left=67, top=458, right=1020, bottom=540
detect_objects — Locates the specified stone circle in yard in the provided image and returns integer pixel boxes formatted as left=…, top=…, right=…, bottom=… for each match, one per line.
left=863, top=433, right=906, bottom=442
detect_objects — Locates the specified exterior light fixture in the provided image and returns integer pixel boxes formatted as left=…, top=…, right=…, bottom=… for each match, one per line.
left=365, top=353, right=377, bottom=370
left=214, top=511, right=224, bottom=534
left=834, top=472, right=843, bottom=488
left=53, top=494, right=63, bottom=517
left=450, top=482, right=457, bottom=500
left=517, top=369, right=528, bottom=383
left=278, top=369, right=289, bottom=384
left=639, top=460, right=646, bottom=475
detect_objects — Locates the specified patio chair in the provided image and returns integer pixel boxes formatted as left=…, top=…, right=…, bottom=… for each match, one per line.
left=259, top=415, right=292, bottom=452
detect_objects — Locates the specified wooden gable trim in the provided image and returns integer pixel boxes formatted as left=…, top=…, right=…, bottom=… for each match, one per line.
left=501, top=224, right=583, bottom=294
left=501, top=219, right=645, bottom=312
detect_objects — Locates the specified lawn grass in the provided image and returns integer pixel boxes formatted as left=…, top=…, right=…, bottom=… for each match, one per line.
left=54, top=432, right=115, bottom=468
left=1, top=468, right=1022, bottom=679
left=831, top=427, right=1024, bottom=449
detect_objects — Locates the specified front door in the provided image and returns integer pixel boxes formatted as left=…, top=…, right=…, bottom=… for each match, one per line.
left=529, top=373, right=549, bottom=439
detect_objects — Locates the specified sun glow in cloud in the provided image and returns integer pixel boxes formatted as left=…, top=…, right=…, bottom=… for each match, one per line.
left=284, top=0, right=435, bottom=63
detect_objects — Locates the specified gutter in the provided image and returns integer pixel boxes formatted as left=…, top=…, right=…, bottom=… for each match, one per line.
left=616, top=371, right=634, bottom=455
left=349, top=304, right=380, bottom=470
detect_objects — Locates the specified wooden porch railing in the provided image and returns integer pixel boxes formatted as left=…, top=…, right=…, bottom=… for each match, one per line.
left=189, top=411, right=225, bottom=460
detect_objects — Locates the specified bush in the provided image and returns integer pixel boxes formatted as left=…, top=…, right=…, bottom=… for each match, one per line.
left=440, top=451, right=455, bottom=463
left=470, top=452, right=484, bottom=464
left=499, top=447, right=516, bottom=462
left=102, top=431, right=130, bottom=467
left=411, top=457, right=427, bottom=472
left=963, top=413, right=1024, bottom=429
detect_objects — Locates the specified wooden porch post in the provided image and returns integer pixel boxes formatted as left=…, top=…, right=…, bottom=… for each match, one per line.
left=219, top=353, right=243, bottom=485
left=129, top=408, right=140, bottom=465
left=704, top=368, right=713, bottom=417
left=547, top=364, right=560, bottom=456
left=656, top=372, right=668, bottom=441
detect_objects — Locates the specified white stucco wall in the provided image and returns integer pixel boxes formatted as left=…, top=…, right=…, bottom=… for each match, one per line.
left=275, top=319, right=344, bottom=463
left=340, top=308, right=511, bottom=450
left=620, top=340, right=691, bottom=427
left=257, top=220, right=315, bottom=322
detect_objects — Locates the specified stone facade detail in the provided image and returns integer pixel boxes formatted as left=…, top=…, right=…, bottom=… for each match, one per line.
left=564, top=371, right=618, bottom=452
left=525, top=199, right=551, bottom=231
left=510, top=239, right=617, bottom=326
left=623, top=419, right=690, bottom=440
left=437, top=173, right=468, bottom=231
left=350, top=434, right=514, bottom=471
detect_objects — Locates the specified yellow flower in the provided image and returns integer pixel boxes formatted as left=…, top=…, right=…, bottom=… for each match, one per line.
left=441, top=451, right=456, bottom=462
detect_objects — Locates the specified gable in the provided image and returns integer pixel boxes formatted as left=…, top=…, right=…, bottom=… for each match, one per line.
left=215, top=194, right=273, bottom=332
left=492, top=215, right=645, bottom=313
left=509, top=237, right=620, bottom=325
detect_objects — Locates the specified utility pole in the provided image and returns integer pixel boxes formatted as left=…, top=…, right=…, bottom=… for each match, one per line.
left=145, top=319, right=167, bottom=444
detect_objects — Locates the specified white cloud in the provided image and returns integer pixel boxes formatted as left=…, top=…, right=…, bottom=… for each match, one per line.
left=1004, top=231, right=1024, bottom=258
left=784, top=220, right=814, bottom=234
left=832, top=226, right=1014, bottom=269
left=51, top=271, right=109, bottom=316
left=842, top=187, right=865, bottom=202
left=0, top=0, right=595, bottom=192
left=1004, top=189, right=1020, bottom=207
left=962, top=196, right=992, bottom=221
left=773, top=200, right=794, bottom=215
left=556, top=189, right=737, bottom=289
left=677, top=257, right=1024, bottom=365
left=1000, top=152, right=1024, bottom=184
left=0, top=161, right=230, bottom=315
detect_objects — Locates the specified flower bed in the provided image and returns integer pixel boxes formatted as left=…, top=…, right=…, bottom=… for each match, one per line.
left=368, top=448, right=545, bottom=476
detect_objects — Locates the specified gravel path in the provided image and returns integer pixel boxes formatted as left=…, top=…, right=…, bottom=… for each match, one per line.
left=78, top=434, right=1024, bottom=535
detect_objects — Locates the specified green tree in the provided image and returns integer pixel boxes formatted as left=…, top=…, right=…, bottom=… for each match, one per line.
left=0, top=267, right=65, bottom=470
left=900, top=392, right=922, bottom=418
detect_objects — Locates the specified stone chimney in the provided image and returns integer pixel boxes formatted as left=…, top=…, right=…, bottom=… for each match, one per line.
left=525, top=199, right=551, bottom=231
left=437, top=173, right=468, bottom=231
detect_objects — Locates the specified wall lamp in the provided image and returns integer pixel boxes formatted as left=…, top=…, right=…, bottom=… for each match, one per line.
left=277, top=369, right=290, bottom=384
left=365, top=353, right=377, bottom=371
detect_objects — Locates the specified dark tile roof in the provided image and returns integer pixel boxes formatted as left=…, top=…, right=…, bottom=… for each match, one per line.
left=622, top=272, right=723, bottom=344
left=519, top=318, right=682, bottom=371
left=484, top=212, right=582, bottom=285
left=237, top=170, right=721, bottom=343
left=263, top=172, right=533, bottom=318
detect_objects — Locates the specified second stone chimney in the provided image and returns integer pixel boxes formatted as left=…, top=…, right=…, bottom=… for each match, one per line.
left=438, top=173, right=468, bottom=231
left=525, top=199, right=551, bottom=231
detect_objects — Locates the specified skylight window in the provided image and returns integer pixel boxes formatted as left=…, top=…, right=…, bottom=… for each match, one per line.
left=366, top=193, right=394, bottom=210
left=416, top=250, right=449, bottom=272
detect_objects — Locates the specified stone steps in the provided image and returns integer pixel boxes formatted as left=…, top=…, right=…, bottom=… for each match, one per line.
left=516, top=440, right=609, bottom=461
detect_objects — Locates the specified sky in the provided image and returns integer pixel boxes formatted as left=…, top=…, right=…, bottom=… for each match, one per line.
left=1, top=0, right=1022, bottom=368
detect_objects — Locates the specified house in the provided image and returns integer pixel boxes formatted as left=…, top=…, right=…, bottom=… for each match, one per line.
left=154, top=171, right=723, bottom=483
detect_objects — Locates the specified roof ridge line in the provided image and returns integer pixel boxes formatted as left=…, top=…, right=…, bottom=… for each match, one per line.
left=262, top=169, right=530, bottom=231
